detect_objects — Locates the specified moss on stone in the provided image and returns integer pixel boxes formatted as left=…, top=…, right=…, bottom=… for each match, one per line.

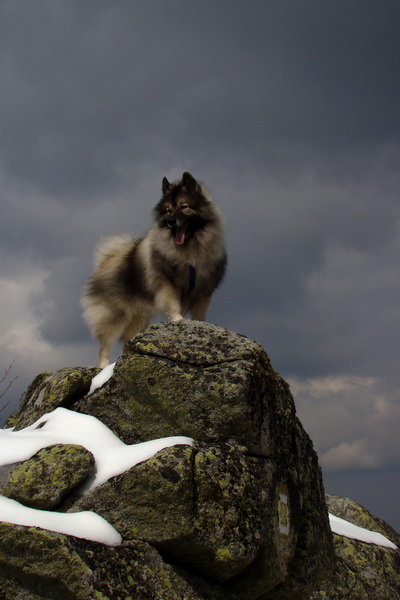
left=2, top=444, right=95, bottom=509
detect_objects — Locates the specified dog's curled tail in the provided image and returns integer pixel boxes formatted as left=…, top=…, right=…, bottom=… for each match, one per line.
left=91, top=235, right=136, bottom=268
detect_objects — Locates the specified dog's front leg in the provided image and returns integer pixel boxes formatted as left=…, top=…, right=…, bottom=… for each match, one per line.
left=155, top=284, right=183, bottom=322
left=189, top=296, right=211, bottom=321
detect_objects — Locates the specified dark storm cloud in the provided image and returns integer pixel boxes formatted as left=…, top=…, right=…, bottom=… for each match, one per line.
left=1, top=0, right=399, bottom=198
left=0, top=1, right=176, bottom=196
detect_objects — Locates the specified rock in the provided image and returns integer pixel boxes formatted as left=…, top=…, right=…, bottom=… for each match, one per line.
left=71, top=442, right=268, bottom=582
left=0, top=522, right=233, bottom=600
left=307, top=495, right=400, bottom=600
left=326, top=494, right=400, bottom=541
left=0, top=321, right=336, bottom=599
left=5, top=366, right=99, bottom=430
left=0, top=444, right=95, bottom=509
left=73, top=321, right=290, bottom=454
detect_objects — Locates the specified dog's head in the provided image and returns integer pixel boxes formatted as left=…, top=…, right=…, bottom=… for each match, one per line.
left=154, top=172, right=216, bottom=245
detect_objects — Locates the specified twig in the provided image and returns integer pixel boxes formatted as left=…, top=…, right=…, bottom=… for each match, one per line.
left=0, top=360, right=18, bottom=412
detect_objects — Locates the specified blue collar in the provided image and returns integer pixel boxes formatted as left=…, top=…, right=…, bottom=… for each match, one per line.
left=188, top=264, right=196, bottom=293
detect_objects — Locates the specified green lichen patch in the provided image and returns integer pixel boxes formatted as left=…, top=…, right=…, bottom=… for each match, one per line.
left=0, top=522, right=95, bottom=600
left=1, top=444, right=95, bottom=509
left=326, top=494, right=400, bottom=543
left=81, top=350, right=272, bottom=454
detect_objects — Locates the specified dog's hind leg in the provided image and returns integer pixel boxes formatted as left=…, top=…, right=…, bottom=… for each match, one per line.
left=98, top=343, right=113, bottom=369
left=96, top=319, right=126, bottom=369
left=120, top=313, right=151, bottom=346
left=98, top=332, right=122, bottom=369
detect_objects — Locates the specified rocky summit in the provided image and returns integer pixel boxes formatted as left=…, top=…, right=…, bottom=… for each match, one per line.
left=0, top=321, right=398, bottom=600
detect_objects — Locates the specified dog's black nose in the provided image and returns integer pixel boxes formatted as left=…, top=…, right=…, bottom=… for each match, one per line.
left=167, top=218, right=176, bottom=228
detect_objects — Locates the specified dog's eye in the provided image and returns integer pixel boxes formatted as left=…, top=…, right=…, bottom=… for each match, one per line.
left=181, top=205, right=190, bottom=211
left=164, top=208, right=172, bottom=215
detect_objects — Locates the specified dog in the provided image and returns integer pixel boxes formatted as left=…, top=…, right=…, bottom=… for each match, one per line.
left=81, top=172, right=227, bottom=368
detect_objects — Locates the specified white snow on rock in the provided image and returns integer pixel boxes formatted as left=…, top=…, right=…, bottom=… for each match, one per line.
left=87, top=362, right=116, bottom=395
left=0, top=407, right=193, bottom=493
left=0, top=495, right=122, bottom=545
left=329, top=513, right=397, bottom=549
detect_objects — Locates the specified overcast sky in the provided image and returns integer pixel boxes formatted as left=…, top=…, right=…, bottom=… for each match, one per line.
left=1, top=1, right=399, bottom=530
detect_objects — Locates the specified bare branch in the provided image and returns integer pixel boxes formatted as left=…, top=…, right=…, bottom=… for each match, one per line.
left=0, top=360, right=18, bottom=412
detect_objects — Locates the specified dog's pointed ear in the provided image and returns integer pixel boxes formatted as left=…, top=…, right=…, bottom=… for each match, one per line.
left=182, top=172, right=198, bottom=193
left=162, top=177, right=172, bottom=195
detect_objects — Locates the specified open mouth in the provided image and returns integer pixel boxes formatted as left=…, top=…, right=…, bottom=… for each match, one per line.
left=174, top=224, right=188, bottom=245
left=167, top=220, right=189, bottom=245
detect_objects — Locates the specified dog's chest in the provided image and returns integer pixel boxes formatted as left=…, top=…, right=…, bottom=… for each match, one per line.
left=168, top=261, right=199, bottom=292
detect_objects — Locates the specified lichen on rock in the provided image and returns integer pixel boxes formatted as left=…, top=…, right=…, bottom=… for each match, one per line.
left=0, top=444, right=95, bottom=509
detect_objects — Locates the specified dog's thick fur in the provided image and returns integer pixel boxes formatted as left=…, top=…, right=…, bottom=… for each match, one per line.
left=81, top=172, right=227, bottom=367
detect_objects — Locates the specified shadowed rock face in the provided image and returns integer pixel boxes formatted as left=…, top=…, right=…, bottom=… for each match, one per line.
left=1, top=321, right=338, bottom=599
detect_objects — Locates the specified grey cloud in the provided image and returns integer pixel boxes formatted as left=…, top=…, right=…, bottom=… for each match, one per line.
left=292, top=375, right=400, bottom=470
left=1, top=1, right=399, bottom=198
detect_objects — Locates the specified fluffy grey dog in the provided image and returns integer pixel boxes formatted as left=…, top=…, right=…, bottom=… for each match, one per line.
left=82, top=172, right=227, bottom=367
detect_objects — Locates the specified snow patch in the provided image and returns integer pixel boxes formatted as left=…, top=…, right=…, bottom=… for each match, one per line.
left=0, top=495, right=122, bottom=545
left=87, top=362, right=115, bottom=395
left=329, top=513, right=397, bottom=549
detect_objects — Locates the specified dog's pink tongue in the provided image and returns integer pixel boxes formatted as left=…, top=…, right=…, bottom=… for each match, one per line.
left=175, top=226, right=186, bottom=245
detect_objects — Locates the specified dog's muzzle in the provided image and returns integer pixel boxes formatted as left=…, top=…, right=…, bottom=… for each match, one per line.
left=167, top=218, right=188, bottom=245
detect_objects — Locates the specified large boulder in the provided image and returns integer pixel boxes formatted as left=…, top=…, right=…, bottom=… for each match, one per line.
left=1, top=321, right=336, bottom=598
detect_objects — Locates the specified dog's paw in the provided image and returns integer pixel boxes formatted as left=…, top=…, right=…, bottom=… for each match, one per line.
left=171, top=315, right=183, bottom=322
